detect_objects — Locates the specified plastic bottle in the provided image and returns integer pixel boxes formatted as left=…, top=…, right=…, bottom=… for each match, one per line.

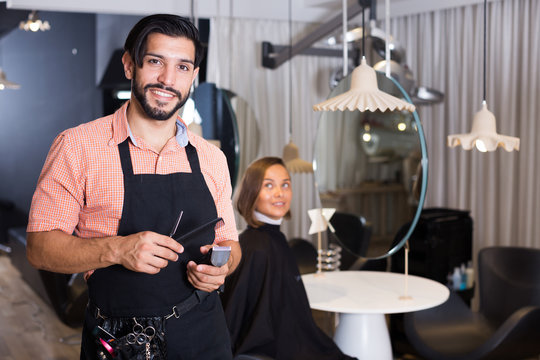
left=447, top=272, right=454, bottom=289
left=452, top=267, right=461, bottom=290
left=465, top=261, right=474, bottom=289
left=460, top=263, right=467, bottom=290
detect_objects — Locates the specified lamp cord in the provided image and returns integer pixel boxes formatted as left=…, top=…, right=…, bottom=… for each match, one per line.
left=342, top=0, right=348, bottom=77
left=483, top=0, right=487, bottom=102
left=362, top=6, right=365, bottom=58
left=288, top=0, right=293, bottom=141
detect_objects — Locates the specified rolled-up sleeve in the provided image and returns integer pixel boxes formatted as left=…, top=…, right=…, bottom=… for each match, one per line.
left=28, top=131, right=84, bottom=234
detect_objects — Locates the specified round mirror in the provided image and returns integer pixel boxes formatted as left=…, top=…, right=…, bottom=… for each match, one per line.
left=313, top=71, right=428, bottom=260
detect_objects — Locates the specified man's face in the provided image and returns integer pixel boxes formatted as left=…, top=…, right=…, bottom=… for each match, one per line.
left=124, top=33, right=199, bottom=121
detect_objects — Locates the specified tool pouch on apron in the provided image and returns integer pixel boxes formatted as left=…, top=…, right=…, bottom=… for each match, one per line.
left=93, top=316, right=167, bottom=360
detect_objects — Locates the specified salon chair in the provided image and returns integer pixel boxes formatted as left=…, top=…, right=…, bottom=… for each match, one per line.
left=289, top=237, right=318, bottom=275
left=401, top=246, right=540, bottom=360
left=327, top=211, right=388, bottom=271
left=9, top=227, right=88, bottom=327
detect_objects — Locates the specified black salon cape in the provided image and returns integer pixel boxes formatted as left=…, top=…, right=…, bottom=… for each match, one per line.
left=221, top=223, right=356, bottom=360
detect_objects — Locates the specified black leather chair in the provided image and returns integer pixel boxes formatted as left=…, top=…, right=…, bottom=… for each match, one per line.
left=402, top=246, right=540, bottom=360
left=327, top=211, right=389, bottom=271
left=289, top=237, right=318, bottom=275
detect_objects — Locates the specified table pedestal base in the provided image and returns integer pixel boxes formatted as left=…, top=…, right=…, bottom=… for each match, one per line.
left=334, top=313, right=392, bottom=360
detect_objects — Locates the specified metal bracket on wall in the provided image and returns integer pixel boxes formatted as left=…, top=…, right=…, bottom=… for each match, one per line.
left=262, top=42, right=343, bottom=69
left=261, top=1, right=370, bottom=69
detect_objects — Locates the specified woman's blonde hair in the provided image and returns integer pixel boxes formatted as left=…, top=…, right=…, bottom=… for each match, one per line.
left=235, top=157, right=291, bottom=228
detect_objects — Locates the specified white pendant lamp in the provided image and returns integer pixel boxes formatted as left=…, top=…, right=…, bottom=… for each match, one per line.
left=283, top=140, right=313, bottom=173
left=314, top=57, right=415, bottom=112
left=447, top=0, right=519, bottom=152
left=448, top=101, right=519, bottom=152
left=313, top=4, right=415, bottom=113
left=0, top=68, right=21, bottom=90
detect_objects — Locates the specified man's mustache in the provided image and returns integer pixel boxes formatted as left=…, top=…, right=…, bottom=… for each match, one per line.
left=144, top=84, right=182, bottom=99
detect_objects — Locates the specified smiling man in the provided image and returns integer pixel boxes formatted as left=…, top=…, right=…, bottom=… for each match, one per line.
left=26, top=14, right=240, bottom=360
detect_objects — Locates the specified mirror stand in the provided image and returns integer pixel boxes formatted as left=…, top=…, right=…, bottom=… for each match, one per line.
left=399, top=242, right=413, bottom=300
left=315, top=231, right=324, bottom=277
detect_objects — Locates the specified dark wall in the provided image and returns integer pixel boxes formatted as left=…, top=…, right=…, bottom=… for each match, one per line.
left=0, top=11, right=100, bottom=213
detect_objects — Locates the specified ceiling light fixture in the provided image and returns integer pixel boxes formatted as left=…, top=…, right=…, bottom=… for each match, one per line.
left=19, top=10, right=51, bottom=32
left=447, top=0, right=519, bottom=152
left=0, top=68, right=21, bottom=90
left=313, top=3, right=415, bottom=113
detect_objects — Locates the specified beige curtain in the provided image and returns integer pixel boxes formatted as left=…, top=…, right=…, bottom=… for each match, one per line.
left=389, top=0, right=540, bottom=257
left=206, top=17, right=342, bottom=240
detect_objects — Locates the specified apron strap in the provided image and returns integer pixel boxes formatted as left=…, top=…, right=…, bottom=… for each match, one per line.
left=185, top=142, right=203, bottom=178
left=118, top=139, right=134, bottom=176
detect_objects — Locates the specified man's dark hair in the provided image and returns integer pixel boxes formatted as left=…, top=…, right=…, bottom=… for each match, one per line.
left=124, top=14, right=204, bottom=68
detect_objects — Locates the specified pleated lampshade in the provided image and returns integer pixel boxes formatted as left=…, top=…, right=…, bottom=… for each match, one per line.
left=282, top=140, right=313, bottom=174
left=313, top=58, right=416, bottom=113
left=447, top=101, right=519, bottom=152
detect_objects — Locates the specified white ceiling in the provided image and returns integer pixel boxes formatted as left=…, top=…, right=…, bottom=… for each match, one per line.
left=5, top=0, right=495, bottom=22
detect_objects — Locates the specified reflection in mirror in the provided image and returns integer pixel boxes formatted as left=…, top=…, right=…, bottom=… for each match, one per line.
left=180, top=82, right=260, bottom=197
left=314, top=71, right=427, bottom=260
left=221, top=89, right=261, bottom=190
left=180, top=82, right=240, bottom=187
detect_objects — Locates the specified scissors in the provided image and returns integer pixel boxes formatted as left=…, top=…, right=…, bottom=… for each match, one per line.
left=126, top=318, right=156, bottom=345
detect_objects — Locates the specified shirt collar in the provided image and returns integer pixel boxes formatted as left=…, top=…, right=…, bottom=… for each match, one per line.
left=254, top=210, right=283, bottom=225
left=110, top=101, right=189, bottom=148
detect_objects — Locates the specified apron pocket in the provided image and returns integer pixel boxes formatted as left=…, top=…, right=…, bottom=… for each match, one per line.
left=93, top=316, right=167, bottom=360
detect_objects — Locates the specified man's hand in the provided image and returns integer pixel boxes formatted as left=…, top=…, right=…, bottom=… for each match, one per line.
left=115, top=231, right=184, bottom=274
left=27, top=229, right=184, bottom=275
left=186, top=245, right=229, bottom=292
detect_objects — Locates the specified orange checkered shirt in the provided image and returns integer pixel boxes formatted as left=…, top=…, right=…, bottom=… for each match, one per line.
left=27, top=101, right=238, bottom=244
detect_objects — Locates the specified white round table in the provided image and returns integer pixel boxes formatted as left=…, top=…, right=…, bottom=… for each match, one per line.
left=302, top=271, right=449, bottom=360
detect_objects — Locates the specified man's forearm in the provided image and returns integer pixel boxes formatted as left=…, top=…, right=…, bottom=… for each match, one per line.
left=26, top=230, right=119, bottom=274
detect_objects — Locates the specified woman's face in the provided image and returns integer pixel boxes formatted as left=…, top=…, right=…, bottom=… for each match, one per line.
left=255, top=164, right=292, bottom=220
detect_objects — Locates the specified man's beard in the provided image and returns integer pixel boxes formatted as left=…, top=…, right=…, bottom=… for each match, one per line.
left=131, top=70, right=190, bottom=121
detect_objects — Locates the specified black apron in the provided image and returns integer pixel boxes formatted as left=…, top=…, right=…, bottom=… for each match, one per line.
left=81, top=139, right=232, bottom=359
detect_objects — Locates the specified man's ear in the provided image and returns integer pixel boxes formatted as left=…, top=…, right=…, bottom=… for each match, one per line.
left=191, top=67, right=200, bottom=85
left=122, top=52, right=135, bottom=80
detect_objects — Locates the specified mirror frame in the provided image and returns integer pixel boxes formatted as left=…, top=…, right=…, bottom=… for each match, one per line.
left=378, top=75, right=429, bottom=259
left=315, top=73, right=429, bottom=260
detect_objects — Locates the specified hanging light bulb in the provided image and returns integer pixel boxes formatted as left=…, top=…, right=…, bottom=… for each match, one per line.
left=19, top=11, right=51, bottom=32
left=447, top=0, right=519, bottom=152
